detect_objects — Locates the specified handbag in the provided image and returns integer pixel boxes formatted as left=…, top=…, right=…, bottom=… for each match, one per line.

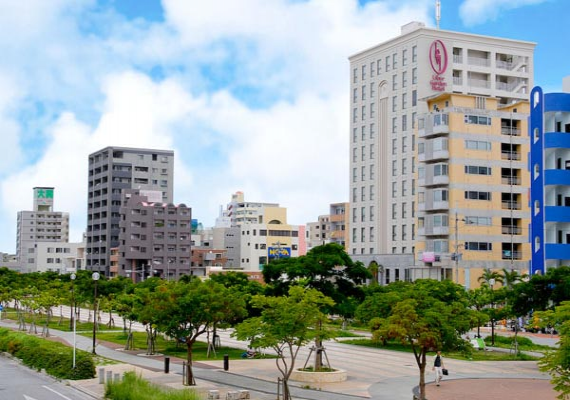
left=442, top=368, right=449, bottom=376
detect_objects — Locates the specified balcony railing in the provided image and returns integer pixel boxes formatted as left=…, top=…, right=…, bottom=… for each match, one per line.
left=501, top=176, right=521, bottom=185
left=502, top=226, right=522, bottom=235
left=501, top=127, right=521, bottom=136
left=453, top=54, right=462, bottom=63
left=501, top=151, right=521, bottom=161
left=502, top=251, right=522, bottom=260
left=468, top=78, right=491, bottom=88
left=453, top=76, right=463, bottom=85
left=501, top=201, right=521, bottom=210
left=468, top=57, right=491, bottom=67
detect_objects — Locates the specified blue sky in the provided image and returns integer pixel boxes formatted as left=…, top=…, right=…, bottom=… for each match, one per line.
left=0, top=0, right=568, bottom=253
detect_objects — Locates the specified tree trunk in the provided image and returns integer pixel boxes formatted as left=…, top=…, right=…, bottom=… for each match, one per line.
left=419, top=364, right=426, bottom=400
left=186, top=339, right=196, bottom=386
left=314, top=338, right=323, bottom=371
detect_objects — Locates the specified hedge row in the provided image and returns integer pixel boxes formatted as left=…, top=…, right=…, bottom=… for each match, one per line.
left=0, top=328, right=95, bottom=379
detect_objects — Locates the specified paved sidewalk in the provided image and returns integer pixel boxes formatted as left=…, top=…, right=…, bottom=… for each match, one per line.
left=0, top=319, right=559, bottom=400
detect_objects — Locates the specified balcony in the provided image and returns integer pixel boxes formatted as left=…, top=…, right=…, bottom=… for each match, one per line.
left=468, top=78, right=491, bottom=89
left=501, top=251, right=522, bottom=260
left=501, top=226, right=522, bottom=235
left=501, top=200, right=521, bottom=210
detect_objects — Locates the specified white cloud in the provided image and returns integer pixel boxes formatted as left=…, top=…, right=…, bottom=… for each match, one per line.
left=459, top=0, right=548, bottom=26
left=0, top=0, right=434, bottom=252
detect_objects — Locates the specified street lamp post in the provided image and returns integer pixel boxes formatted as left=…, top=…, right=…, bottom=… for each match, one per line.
left=489, top=278, right=496, bottom=346
left=70, top=273, right=76, bottom=368
left=92, top=272, right=100, bottom=354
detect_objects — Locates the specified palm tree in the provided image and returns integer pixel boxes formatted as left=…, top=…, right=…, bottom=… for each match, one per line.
left=500, top=268, right=526, bottom=289
left=477, top=268, right=503, bottom=287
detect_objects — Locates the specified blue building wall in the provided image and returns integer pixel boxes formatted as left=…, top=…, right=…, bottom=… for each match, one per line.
left=530, top=86, right=570, bottom=274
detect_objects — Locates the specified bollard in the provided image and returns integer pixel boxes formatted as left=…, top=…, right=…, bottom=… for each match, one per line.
left=223, top=354, right=229, bottom=371
left=164, top=356, right=170, bottom=374
left=98, top=368, right=105, bottom=384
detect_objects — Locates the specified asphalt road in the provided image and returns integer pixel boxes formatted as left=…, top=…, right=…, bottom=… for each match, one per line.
left=0, top=356, right=94, bottom=400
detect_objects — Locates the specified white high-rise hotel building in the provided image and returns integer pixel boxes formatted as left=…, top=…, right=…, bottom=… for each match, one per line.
left=348, top=22, right=534, bottom=277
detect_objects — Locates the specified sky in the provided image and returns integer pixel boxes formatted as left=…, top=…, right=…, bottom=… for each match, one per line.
left=0, top=0, right=568, bottom=253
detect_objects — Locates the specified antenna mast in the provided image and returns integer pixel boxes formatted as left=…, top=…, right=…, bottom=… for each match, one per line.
left=436, top=0, right=441, bottom=29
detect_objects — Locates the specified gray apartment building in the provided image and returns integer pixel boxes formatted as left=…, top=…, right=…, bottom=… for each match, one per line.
left=86, top=147, right=174, bottom=276
left=16, top=187, right=70, bottom=273
left=118, top=190, right=191, bottom=281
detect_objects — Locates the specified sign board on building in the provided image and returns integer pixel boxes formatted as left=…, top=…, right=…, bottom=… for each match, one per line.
left=140, top=190, right=163, bottom=203
left=268, top=247, right=291, bottom=259
left=429, top=40, right=448, bottom=92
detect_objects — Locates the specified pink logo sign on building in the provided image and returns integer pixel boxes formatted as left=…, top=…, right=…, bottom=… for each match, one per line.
left=429, top=40, right=448, bottom=91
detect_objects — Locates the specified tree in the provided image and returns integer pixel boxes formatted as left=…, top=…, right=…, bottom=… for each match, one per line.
left=467, top=287, right=491, bottom=338
left=232, top=287, right=335, bottom=400
left=477, top=268, right=503, bottom=287
left=536, top=301, right=570, bottom=399
left=370, top=280, right=477, bottom=400
left=500, top=268, right=526, bottom=290
left=152, top=280, right=246, bottom=385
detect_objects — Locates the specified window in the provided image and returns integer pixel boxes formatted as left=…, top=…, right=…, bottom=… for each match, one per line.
left=392, top=138, right=397, bottom=155
left=352, top=188, right=357, bottom=202
left=370, top=82, right=376, bottom=98
left=369, top=184, right=375, bottom=199
left=370, top=103, right=375, bottom=118
left=361, top=227, right=366, bottom=242
left=370, top=144, right=375, bottom=159
left=377, top=59, right=382, bottom=73
left=392, top=225, right=397, bottom=240
left=465, top=165, right=492, bottom=175
left=362, top=64, right=366, bottom=80
left=465, top=140, right=491, bottom=151
left=465, top=191, right=492, bottom=201
left=412, top=90, right=417, bottom=106
left=361, top=145, right=366, bottom=161
left=464, top=115, right=492, bottom=125
left=362, top=125, right=366, bottom=140
left=402, top=49, right=408, bottom=66
left=392, top=53, right=397, bottom=69
left=402, top=179, right=407, bottom=196
left=361, top=166, right=366, bottom=181
left=392, top=160, right=397, bottom=176
left=465, top=242, right=493, bottom=251
left=352, top=127, right=357, bottom=143
left=465, top=216, right=492, bottom=226
left=370, top=226, right=375, bottom=239
left=392, top=203, right=397, bottom=219
left=433, top=189, right=449, bottom=202
left=362, top=105, right=366, bottom=120
left=402, top=158, right=408, bottom=175
left=352, top=147, right=357, bottom=162
left=352, top=168, right=357, bottom=182
left=412, top=112, right=417, bottom=129
left=370, top=123, right=375, bottom=139
left=412, top=45, right=417, bottom=62
left=352, top=208, right=357, bottom=222
left=386, top=57, right=390, bottom=71
left=392, top=96, right=397, bottom=112
left=361, top=186, right=365, bottom=201
left=392, top=75, right=397, bottom=90
left=402, top=71, right=408, bottom=87
left=353, top=88, right=357, bottom=103
left=402, top=136, right=408, bottom=152
left=353, top=108, right=357, bottom=123
left=433, top=163, right=448, bottom=176
left=392, top=117, right=397, bottom=134
left=392, top=181, right=397, bottom=197
left=412, top=68, right=417, bottom=84
left=402, top=93, right=407, bottom=109
left=353, top=68, right=357, bottom=83
left=370, top=61, right=375, bottom=77
left=362, top=85, right=366, bottom=101
left=361, top=207, right=366, bottom=222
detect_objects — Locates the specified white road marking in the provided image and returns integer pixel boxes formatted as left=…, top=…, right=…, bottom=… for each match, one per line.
left=42, top=385, right=73, bottom=400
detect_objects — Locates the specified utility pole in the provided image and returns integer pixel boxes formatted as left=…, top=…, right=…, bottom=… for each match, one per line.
left=455, top=209, right=459, bottom=284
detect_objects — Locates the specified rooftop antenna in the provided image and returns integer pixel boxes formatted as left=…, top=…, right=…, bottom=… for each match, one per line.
left=436, top=0, right=441, bottom=29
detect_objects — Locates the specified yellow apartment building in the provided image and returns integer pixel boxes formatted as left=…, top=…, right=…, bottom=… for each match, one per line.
left=416, top=93, right=530, bottom=288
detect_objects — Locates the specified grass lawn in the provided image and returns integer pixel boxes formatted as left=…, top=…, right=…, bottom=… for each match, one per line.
left=2, top=309, right=122, bottom=333
left=484, top=334, right=553, bottom=352
left=86, top=331, right=266, bottom=361
left=339, top=338, right=539, bottom=361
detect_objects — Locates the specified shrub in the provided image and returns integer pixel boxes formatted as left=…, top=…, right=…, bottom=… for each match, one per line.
left=0, top=328, right=95, bottom=379
left=106, top=371, right=200, bottom=400
left=484, top=335, right=533, bottom=347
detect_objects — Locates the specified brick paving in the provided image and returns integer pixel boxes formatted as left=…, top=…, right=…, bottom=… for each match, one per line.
left=424, top=378, right=557, bottom=400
